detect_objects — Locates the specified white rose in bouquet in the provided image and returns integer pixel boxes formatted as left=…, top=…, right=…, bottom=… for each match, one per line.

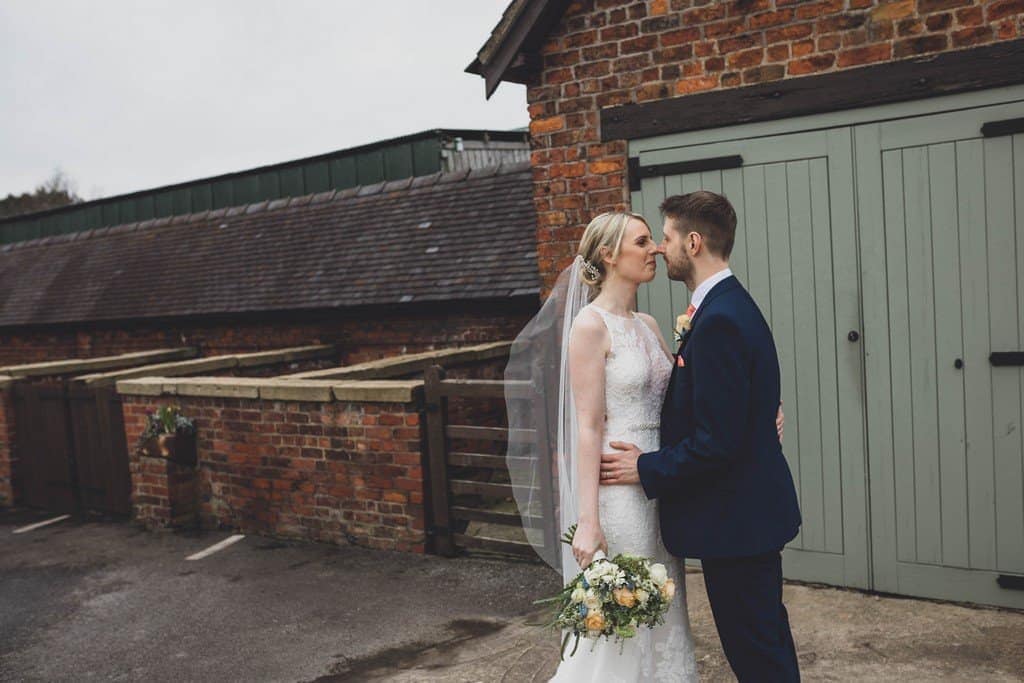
left=649, top=563, right=669, bottom=587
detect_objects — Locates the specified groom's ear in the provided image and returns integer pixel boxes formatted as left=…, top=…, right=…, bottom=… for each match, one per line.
left=687, top=231, right=703, bottom=256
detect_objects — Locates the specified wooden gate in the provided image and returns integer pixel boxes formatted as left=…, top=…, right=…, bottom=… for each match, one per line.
left=12, top=381, right=132, bottom=516
left=12, top=382, right=78, bottom=513
left=68, top=384, right=132, bottom=516
left=423, top=365, right=558, bottom=560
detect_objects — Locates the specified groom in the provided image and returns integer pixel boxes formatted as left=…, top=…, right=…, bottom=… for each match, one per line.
left=600, top=191, right=802, bottom=681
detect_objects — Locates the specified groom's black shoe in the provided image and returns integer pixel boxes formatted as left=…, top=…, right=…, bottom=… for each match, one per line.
left=702, top=550, right=800, bottom=682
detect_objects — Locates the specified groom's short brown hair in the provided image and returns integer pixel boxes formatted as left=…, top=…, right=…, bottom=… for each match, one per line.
left=659, top=191, right=736, bottom=259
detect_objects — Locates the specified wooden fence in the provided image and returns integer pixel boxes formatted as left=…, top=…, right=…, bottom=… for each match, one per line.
left=423, top=364, right=558, bottom=560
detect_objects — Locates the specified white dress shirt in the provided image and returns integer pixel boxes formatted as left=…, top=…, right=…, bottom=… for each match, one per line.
left=689, top=267, right=733, bottom=314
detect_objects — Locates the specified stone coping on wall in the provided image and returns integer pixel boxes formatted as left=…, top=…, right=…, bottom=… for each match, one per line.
left=116, top=376, right=424, bottom=404
left=0, top=347, right=198, bottom=378
left=76, top=344, right=336, bottom=386
left=282, top=341, right=512, bottom=380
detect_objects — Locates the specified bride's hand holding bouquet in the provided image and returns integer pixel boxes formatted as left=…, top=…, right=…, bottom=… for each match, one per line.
left=570, top=518, right=608, bottom=568
left=537, top=524, right=677, bottom=660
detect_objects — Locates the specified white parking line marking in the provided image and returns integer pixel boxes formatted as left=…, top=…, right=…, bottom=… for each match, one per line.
left=186, top=534, right=246, bottom=561
left=13, top=514, right=72, bottom=534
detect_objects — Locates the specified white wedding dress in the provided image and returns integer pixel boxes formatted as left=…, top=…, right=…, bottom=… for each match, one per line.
left=550, top=303, right=699, bottom=682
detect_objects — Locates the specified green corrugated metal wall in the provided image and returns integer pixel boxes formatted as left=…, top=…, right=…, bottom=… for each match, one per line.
left=1, top=132, right=507, bottom=245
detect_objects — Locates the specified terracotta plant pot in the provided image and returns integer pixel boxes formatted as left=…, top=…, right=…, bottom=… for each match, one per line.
left=142, top=431, right=197, bottom=467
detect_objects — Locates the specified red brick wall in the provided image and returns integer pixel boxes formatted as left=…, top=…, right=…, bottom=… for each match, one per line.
left=0, top=302, right=535, bottom=367
left=0, top=389, right=14, bottom=506
left=528, top=0, right=1024, bottom=293
left=121, top=394, right=427, bottom=552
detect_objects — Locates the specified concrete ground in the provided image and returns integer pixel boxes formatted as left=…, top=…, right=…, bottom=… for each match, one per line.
left=1, top=507, right=1022, bottom=682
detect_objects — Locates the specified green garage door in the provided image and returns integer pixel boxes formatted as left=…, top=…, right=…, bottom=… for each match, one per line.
left=632, top=128, right=871, bottom=591
left=632, top=94, right=1024, bottom=609
left=856, top=100, right=1024, bottom=609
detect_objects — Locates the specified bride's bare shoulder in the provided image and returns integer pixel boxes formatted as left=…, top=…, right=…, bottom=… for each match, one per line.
left=569, top=306, right=609, bottom=348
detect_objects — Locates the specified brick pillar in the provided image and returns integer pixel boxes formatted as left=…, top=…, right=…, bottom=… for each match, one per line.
left=123, top=397, right=198, bottom=529
left=0, top=386, right=15, bottom=507
left=128, top=450, right=199, bottom=530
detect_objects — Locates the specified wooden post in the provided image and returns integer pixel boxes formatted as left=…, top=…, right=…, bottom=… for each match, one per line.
left=423, top=365, right=456, bottom=557
left=531, top=348, right=558, bottom=560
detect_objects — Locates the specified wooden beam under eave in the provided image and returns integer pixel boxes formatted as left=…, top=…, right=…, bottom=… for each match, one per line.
left=601, top=38, right=1024, bottom=141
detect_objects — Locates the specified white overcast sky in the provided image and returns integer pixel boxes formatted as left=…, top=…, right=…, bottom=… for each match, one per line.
left=0, top=1, right=525, bottom=200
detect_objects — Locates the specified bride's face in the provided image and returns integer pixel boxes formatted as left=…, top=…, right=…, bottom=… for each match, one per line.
left=606, top=218, right=658, bottom=285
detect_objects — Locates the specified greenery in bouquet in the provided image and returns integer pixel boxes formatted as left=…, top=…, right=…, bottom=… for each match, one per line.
left=536, top=524, right=677, bottom=660
left=138, top=403, right=196, bottom=447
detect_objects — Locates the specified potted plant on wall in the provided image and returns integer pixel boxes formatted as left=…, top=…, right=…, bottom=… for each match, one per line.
left=138, top=404, right=197, bottom=467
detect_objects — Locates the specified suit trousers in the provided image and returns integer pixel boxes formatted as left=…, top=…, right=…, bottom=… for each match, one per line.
left=701, top=550, right=800, bottom=682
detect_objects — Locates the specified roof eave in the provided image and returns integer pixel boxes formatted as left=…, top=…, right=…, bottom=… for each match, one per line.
left=468, top=0, right=572, bottom=99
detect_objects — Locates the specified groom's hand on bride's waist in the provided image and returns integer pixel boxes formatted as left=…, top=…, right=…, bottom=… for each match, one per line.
left=600, top=442, right=641, bottom=485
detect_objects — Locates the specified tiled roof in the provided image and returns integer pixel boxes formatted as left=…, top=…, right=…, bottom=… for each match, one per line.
left=0, top=161, right=539, bottom=327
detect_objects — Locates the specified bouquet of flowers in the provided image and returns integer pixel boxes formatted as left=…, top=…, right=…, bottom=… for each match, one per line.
left=537, top=525, right=677, bottom=659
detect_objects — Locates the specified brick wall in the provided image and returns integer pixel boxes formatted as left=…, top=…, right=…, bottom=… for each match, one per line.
left=527, top=0, right=1024, bottom=292
left=0, top=301, right=535, bottom=367
left=121, top=394, right=427, bottom=552
left=0, top=389, right=14, bottom=506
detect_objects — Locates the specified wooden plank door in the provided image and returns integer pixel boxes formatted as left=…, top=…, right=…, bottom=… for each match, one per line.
left=12, top=382, right=77, bottom=513
left=856, top=99, right=1024, bottom=609
left=68, top=384, right=132, bottom=516
left=632, top=128, right=870, bottom=589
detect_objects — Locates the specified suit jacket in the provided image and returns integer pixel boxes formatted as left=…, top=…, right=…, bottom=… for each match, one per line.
left=637, top=275, right=802, bottom=559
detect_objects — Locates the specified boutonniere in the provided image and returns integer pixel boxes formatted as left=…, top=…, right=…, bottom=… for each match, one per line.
left=673, top=313, right=692, bottom=343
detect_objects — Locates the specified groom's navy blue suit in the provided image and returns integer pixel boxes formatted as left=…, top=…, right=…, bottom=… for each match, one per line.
left=637, top=275, right=802, bottom=682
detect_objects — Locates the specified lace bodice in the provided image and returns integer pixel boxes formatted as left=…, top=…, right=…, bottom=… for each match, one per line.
left=585, top=303, right=672, bottom=447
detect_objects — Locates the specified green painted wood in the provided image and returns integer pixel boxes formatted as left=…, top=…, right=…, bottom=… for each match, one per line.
left=904, top=145, right=944, bottom=566
left=765, top=162, right=803, bottom=549
left=880, top=149, right=916, bottom=566
left=741, top=166, right=773, bottom=320
left=855, top=122, right=899, bottom=593
left=824, top=127, right=869, bottom=583
left=929, top=142, right=969, bottom=570
left=858, top=99, right=1024, bottom=608
left=721, top=168, right=748, bottom=285
left=638, top=175, right=675, bottom=346
left=99, top=203, right=117, bottom=227
left=788, top=159, right=825, bottom=553
left=699, top=170, right=722, bottom=193
left=957, top=138, right=997, bottom=571
left=986, top=135, right=1024, bottom=575
left=809, top=154, right=844, bottom=557
left=629, top=186, right=652, bottom=321
left=1013, top=133, right=1024, bottom=574
left=632, top=127, right=871, bottom=590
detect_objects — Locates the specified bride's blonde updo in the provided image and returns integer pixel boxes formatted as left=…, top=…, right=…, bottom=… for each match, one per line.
left=576, top=211, right=650, bottom=291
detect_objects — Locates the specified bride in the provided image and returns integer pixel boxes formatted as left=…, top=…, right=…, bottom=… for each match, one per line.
left=508, top=211, right=701, bottom=681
